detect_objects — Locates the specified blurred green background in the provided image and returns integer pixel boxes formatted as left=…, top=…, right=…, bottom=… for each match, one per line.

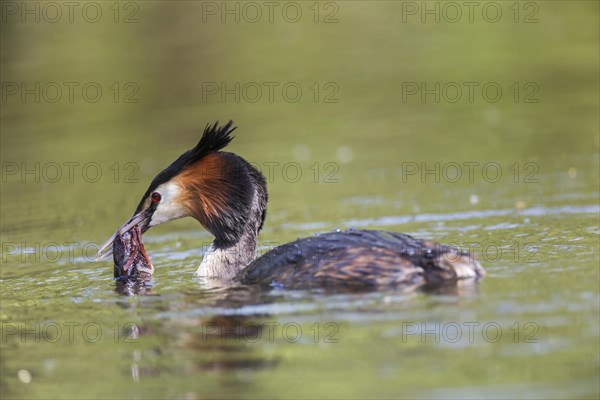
left=1, top=1, right=599, bottom=399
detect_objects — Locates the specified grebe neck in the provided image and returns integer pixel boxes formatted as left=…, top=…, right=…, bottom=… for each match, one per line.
left=195, top=162, right=267, bottom=279
left=197, top=229, right=258, bottom=280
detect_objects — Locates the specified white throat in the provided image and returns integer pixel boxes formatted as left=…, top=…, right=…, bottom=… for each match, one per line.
left=195, top=231, right=257, bottom=280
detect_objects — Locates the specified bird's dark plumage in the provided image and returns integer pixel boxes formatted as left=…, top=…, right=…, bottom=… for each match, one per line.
left=238, top=229, right=484, bottom=289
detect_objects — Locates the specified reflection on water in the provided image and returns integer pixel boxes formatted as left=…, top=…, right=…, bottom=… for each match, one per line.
left=114, top=276, right=154, bottom=296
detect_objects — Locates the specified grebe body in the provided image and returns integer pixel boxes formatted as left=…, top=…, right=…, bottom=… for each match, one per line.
left=98, top=122, right=484, bottom=289
left=240, top=229, right=483, bottom=289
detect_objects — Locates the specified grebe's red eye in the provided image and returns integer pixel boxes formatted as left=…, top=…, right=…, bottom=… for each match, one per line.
left=151, top=192, right=161, bottom=204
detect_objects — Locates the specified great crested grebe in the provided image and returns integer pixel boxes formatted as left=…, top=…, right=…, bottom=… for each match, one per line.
left=97, top=121, right=485, bottom=289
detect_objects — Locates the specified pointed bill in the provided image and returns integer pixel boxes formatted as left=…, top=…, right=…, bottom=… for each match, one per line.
left=95, top=208, right=153, bottom=261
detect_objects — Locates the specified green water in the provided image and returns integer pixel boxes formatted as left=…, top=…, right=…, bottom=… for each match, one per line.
left=1, top=1, right=599, bottom=399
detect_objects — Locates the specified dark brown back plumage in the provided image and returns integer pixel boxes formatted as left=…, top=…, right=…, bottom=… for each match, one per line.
left=238, top=229, right=484, bottom=289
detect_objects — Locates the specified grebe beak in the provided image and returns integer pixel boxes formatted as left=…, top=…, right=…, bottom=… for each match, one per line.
left=95, top=205, right=154, bottom=261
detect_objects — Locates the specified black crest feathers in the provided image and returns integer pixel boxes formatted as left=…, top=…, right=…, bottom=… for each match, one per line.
left=134, top=121, right=237, bottom=213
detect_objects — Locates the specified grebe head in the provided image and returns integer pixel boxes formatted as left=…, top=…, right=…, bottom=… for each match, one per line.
left=97, top=121, right=268, bottom=262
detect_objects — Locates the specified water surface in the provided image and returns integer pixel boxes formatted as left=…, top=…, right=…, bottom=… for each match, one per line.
left=1, top=1, right=599, bottom=399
